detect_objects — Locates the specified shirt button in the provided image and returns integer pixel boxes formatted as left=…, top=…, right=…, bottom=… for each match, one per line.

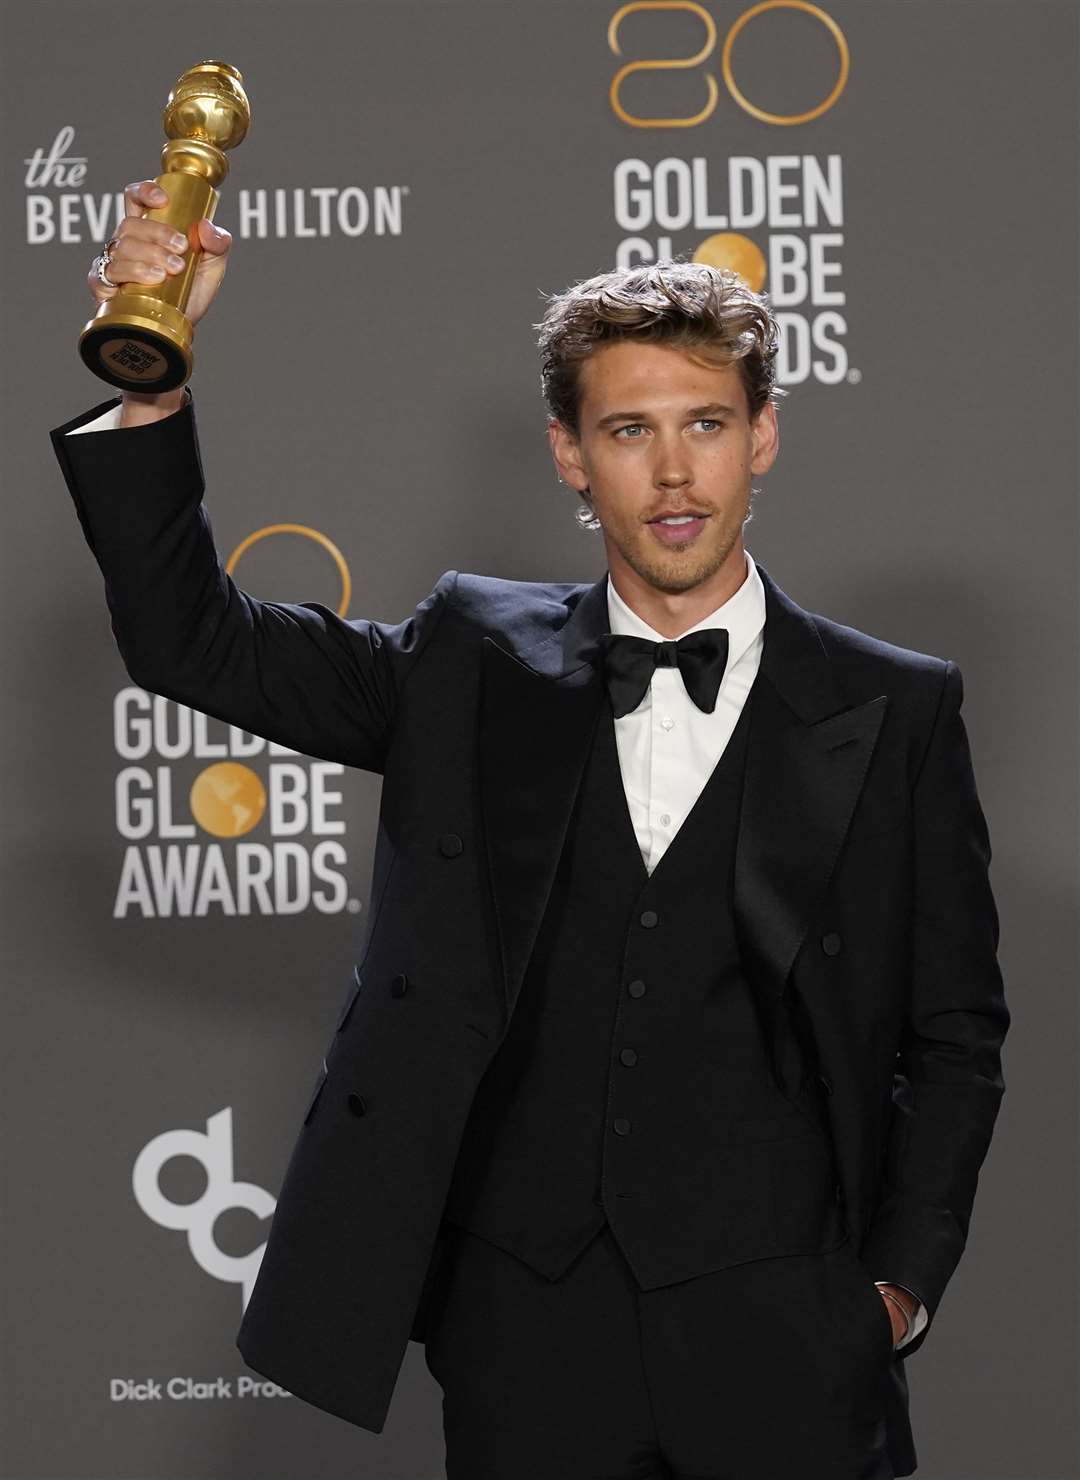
left=660, top=716, right=674, bottom=731
left=627, top=979, right=647, bottom=998
left=613, top=1117, right=631, bottom=1135
left=821, top=932, right=843, bottom=956
left=658, top=812, right=671, bottom=826
left=619, top=1047, right=638, bottom=1066
left=640, top=909, right=659, bottom=928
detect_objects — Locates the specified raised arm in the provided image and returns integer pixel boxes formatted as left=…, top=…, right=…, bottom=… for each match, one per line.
left=52, top=181, right=457, bottom=773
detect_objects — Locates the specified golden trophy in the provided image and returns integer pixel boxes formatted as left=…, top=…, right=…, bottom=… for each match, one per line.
left=78, top=60, right=250, bottom=392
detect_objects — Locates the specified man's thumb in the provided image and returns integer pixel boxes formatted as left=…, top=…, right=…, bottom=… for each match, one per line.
left=197, top=218, right=231, bottom=254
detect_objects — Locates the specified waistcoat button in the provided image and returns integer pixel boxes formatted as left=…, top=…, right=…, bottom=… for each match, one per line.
left=613, top=1117, right=631, bottom=1135
left=821, top=932, right=842, bottom=956
left=640, top=909, right=659, bottom=928
left=619, top=1048, right=638, bottom=1066
left=438, top=832, right=464, bottom=857
left=347, top=1092, right=368, bottom=1117
left=627, top=979, right=647, bottom=998
left=390, top=972, right=409, bottom=997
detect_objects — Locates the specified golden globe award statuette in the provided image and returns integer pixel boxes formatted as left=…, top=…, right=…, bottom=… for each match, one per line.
left=78, top=60, right=251, bottom=393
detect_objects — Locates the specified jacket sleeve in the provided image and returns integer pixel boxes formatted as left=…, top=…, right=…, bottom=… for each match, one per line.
left=49, top=391, right=457, bottom=773
left=860, top=659, right=1010, bottom=1358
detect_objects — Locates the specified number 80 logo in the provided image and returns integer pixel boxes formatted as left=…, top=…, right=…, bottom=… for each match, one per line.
left=609, top=0, right=850, bottom=129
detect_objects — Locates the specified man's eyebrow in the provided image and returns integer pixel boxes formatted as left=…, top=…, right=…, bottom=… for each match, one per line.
left=594, top=402, right=740, bottom=430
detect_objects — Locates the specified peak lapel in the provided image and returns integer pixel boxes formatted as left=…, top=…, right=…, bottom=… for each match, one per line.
left=735, top=562, right=888, bottom=1001
left=478, top=574, right=609, bottom=1017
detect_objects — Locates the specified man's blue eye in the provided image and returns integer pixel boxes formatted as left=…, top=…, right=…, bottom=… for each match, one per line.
left=614, top=420, right=724, bottom=438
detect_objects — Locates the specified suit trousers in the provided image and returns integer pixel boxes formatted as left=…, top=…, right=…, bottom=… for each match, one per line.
left=423, top=1219, right=895, bottom=1480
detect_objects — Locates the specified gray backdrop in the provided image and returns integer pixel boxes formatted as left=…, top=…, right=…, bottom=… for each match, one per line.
left=4, top=1, right=1076, bottom=1476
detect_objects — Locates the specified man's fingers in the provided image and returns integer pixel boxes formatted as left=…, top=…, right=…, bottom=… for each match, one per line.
left=99, top=192, right=231, bottom=322
left=124, top=180, right=169, bottom=218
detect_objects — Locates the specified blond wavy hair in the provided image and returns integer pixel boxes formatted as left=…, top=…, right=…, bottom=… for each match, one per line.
left=535, top=261, right=785, bottom=529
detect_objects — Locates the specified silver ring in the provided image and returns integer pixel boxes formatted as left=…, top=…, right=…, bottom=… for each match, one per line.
left=95, top=236, right=119, bottom=288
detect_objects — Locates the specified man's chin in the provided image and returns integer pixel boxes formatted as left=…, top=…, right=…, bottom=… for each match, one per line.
left=624, top=542, right=730, bottom=596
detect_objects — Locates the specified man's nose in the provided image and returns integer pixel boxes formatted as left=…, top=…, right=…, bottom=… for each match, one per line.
left=653, top=436, right=692, bottom=488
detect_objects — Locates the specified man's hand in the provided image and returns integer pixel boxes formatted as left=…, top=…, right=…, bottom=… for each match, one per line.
left=86, top=179, right=234, bottom=426
left=877, top=1282, right=917, bottom=1346
left=87, top=179, right=232, bottom=326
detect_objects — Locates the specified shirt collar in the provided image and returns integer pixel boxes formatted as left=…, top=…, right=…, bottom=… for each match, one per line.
left=605, top=548, right=765, bottom=672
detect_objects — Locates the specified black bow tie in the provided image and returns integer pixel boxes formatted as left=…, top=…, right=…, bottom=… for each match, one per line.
left=597, top=628, right=730, bottom=718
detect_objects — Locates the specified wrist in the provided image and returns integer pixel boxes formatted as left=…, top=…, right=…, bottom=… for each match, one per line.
left=875, top=1283, right=915, bottom=1344
left=875, top=1282, right=916, bottom=1317
left=119, top=387, right=185, bottom=428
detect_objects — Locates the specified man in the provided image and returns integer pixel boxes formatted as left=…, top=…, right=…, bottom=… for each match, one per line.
left=50, top=180, right=1009, bottom=1479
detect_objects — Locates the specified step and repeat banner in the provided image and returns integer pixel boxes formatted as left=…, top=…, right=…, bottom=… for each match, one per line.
left=5, top=2, right=1077, bottom=1476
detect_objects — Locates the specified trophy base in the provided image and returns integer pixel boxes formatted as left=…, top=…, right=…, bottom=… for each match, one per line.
left=79, top=295, right=193, bottom=393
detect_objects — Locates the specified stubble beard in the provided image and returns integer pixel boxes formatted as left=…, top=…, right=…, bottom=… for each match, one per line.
left=613, top=513, right=744, bottom=596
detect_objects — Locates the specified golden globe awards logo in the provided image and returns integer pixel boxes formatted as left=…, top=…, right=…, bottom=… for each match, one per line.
left=608, top=0, right=858, bottom=388
left=112, top=525, right=357, bottom=920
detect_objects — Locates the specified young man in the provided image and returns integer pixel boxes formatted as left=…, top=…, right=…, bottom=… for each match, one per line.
left=50, top=181, right=1009, bottom=1479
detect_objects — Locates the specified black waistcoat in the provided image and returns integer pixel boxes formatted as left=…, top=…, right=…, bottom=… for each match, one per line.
left=442, top=685, right=846, bottom=1289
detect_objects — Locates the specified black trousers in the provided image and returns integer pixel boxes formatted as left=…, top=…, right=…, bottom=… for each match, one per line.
left=423, top=1219, right=895, bottom=1480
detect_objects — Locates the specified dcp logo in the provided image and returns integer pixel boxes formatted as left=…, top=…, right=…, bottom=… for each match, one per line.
left=133, top=1108, right=274, bottom=1309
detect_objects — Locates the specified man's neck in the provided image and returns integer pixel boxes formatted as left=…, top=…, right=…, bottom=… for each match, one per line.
left=609, top=549, right=749, bottom=638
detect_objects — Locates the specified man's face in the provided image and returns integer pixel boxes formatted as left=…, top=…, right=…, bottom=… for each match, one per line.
left=548, top=341, right=779, bottom=597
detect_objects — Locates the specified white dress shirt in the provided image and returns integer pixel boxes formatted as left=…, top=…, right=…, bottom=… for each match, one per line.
left=68, top=402, right=125, bottom=433
left=606, top=551, right=765, bottom=875
left=66, top=409, right=927, bottom=1348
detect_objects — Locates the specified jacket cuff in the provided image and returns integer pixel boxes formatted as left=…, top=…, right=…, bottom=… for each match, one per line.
left=48, top=389, right=203, bottom=561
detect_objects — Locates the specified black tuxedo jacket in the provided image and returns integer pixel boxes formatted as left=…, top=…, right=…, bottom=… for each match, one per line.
left=51, top=393, right=1009, bottom=1441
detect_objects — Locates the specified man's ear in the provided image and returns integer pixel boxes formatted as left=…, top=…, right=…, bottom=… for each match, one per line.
left=547, top=419, right=590, bottom=494
left=750, top=401, right=779, bottom=475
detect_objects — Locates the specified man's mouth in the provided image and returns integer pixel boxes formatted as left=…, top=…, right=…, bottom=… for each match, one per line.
left=646, top=511, right=710, bottom=545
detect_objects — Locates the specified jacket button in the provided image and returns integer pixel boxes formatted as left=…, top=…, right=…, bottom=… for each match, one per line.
left=613, top=1117, right=631, bottom=1135
left=347, top=1092, right=368, bottom=1117
left=627, top=979, right=647, bottom=998
left=640, top=909, right=659, bottom=928
left=390, top=972, right=409, bottom=997
left=438, top=832, right=464, bottom=858
left=619, top=1047, right=638, bottom=1066
left=821, top=932, right=842, bottom=956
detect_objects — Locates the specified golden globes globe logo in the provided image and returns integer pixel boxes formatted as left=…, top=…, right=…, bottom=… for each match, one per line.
left=188, top=763, right=267, bottom=839
left=112, top=525, right=358, bottom=919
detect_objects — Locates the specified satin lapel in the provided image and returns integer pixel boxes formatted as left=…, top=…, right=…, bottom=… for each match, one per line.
left=478, top=574, right=609, bottom=1017
left=736, top=561, right=888, bottom=999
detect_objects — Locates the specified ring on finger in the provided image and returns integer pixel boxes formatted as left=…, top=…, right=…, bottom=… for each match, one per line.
left=94, top=234, right=121, bottom=288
